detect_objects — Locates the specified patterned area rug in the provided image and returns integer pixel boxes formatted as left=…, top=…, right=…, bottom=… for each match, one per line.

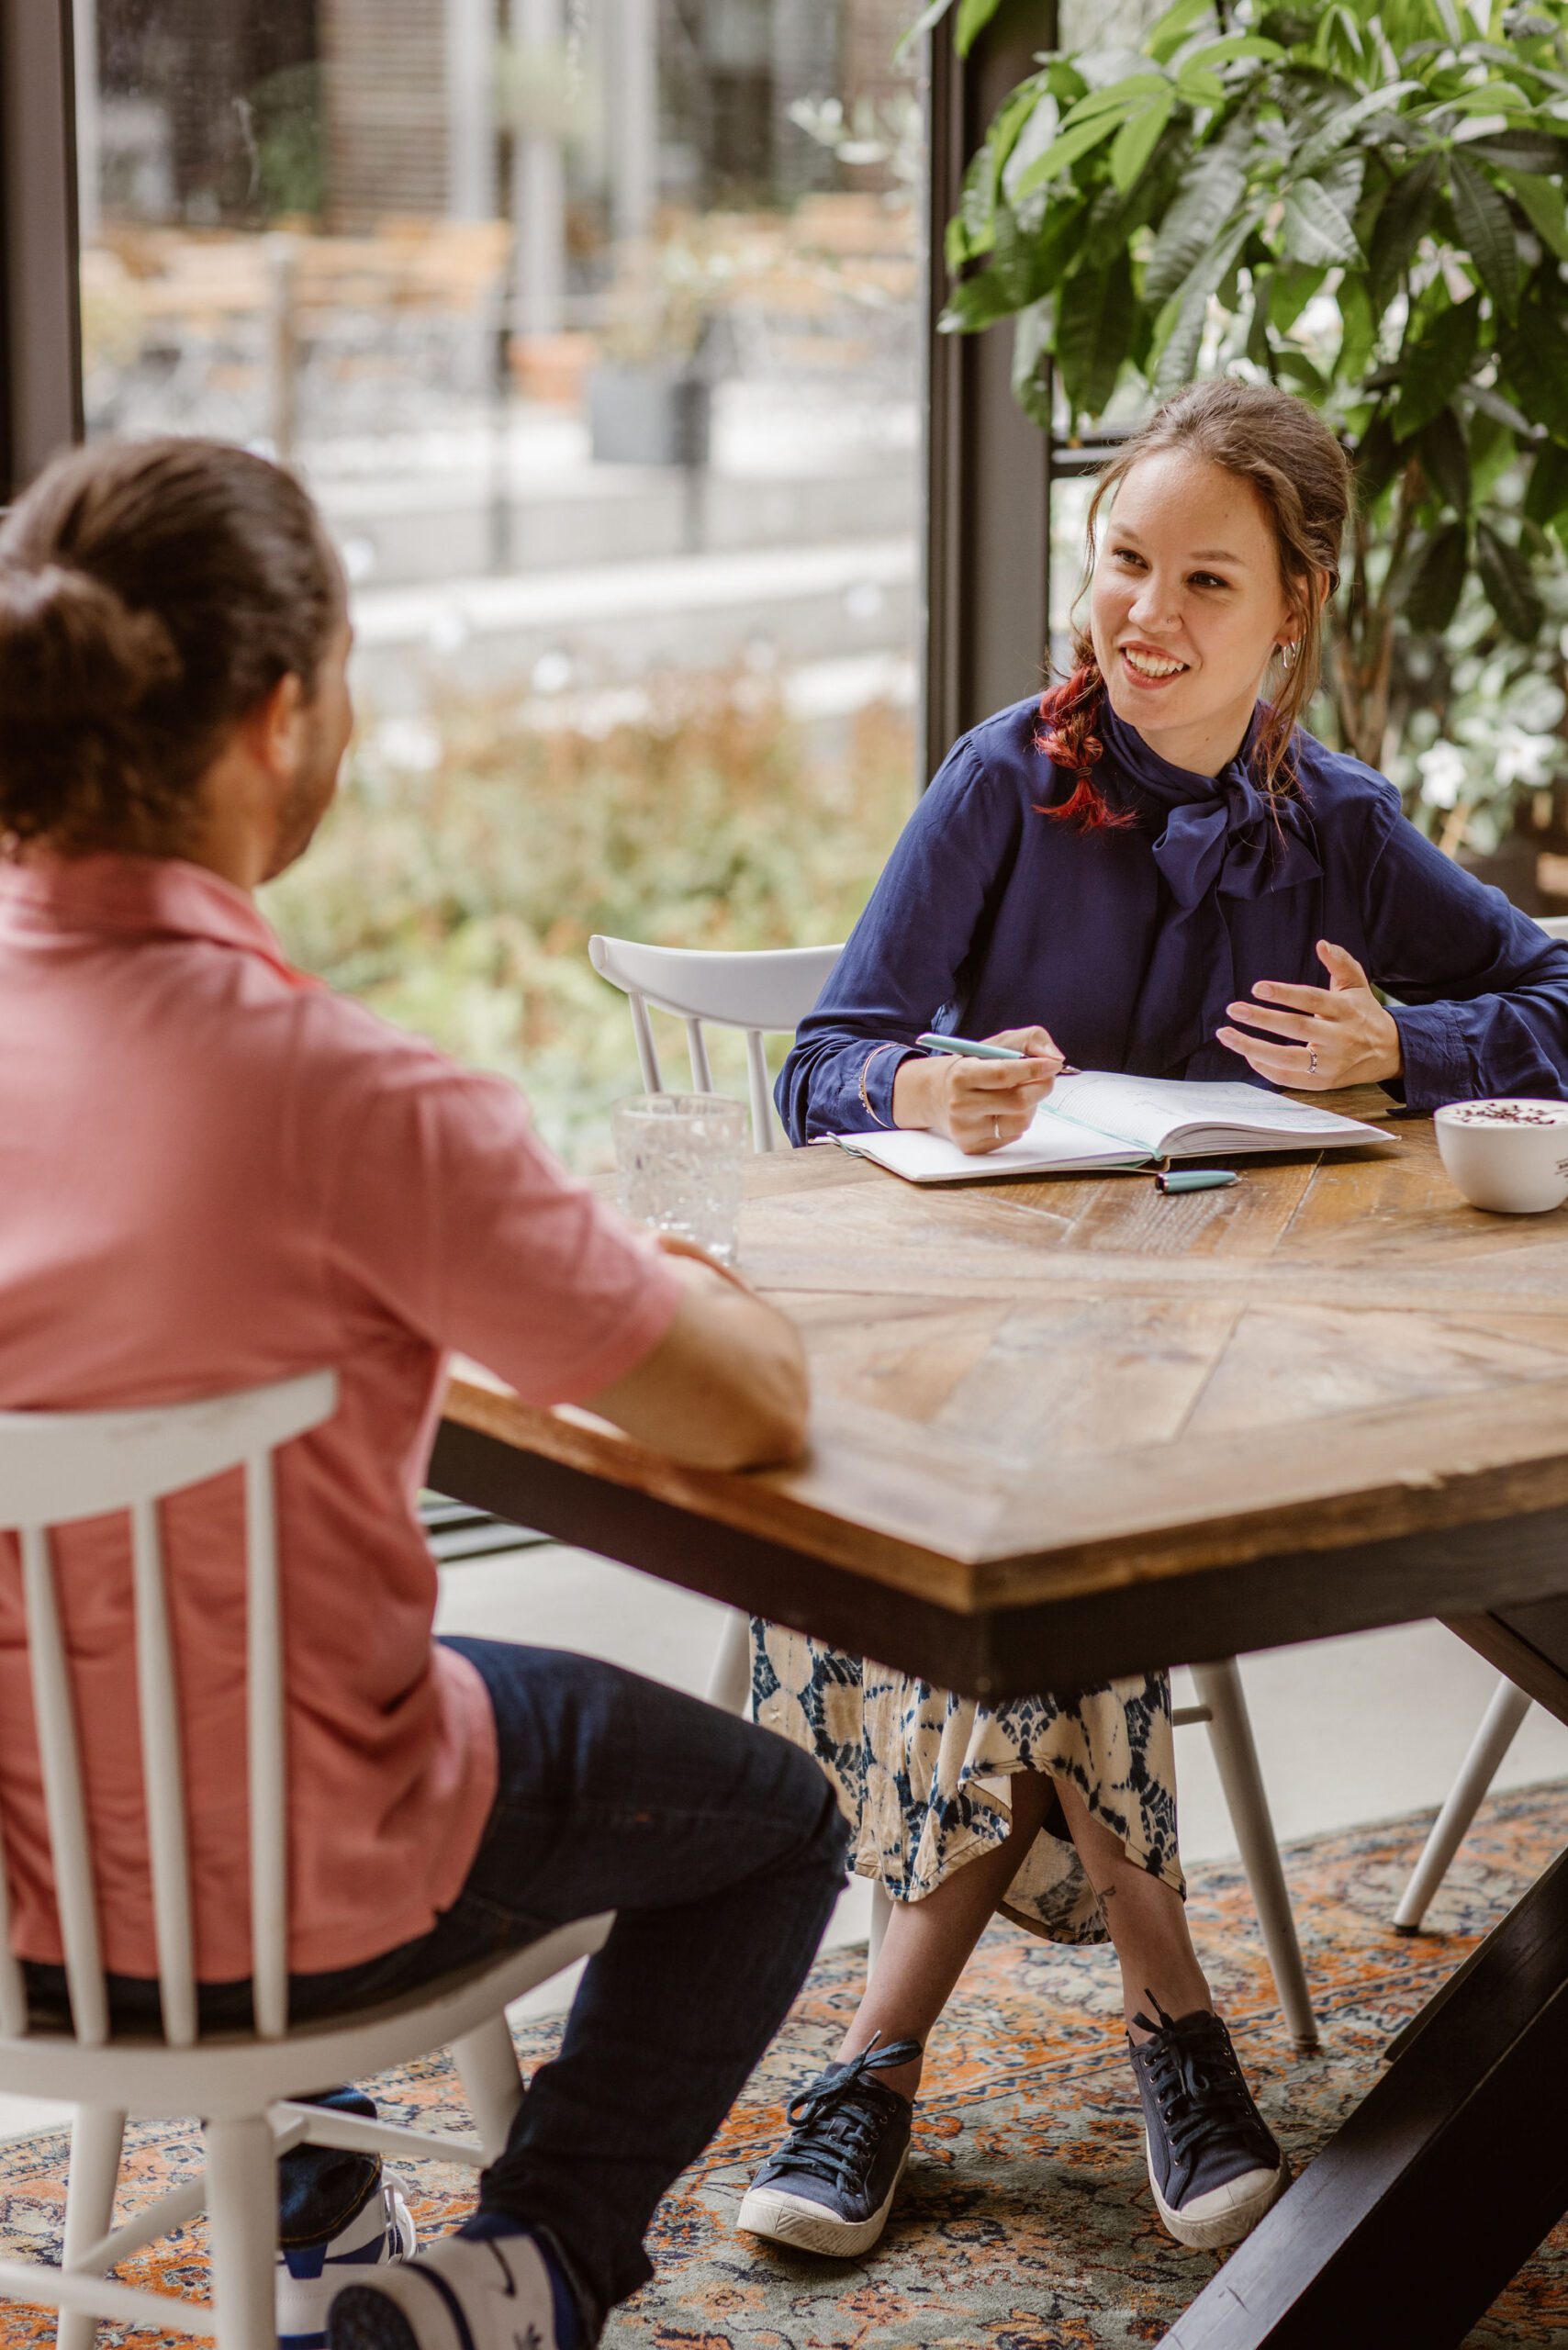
left=3, top=1784, right=1566, bottom=2349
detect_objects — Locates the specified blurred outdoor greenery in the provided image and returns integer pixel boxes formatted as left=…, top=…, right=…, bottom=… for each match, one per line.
left=262, top=685, right=914, bottom=1169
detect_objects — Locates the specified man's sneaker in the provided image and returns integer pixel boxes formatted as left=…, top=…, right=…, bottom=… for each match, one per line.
left=277, top=2172, right=418, bottom=2349
left=326, top=2217, right=582, bottom=2350
left=1127, top=1997, right=1289, bottom=2250
left=737, top=2034, right=921, bottom=2256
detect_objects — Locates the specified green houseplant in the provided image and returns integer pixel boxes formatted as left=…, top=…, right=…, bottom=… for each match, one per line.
left=916, top=0, right=1568, bottom=810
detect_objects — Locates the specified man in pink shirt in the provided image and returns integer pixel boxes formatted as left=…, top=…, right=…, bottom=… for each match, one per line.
left=0, top=438, right=848, bottom=2350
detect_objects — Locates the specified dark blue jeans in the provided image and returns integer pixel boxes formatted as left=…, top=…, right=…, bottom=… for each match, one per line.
left=28, top=1639, right=848, bottom=2336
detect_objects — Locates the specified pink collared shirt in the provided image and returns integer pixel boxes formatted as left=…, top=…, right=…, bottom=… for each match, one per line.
left=0, top=855, right=681, bottom=1981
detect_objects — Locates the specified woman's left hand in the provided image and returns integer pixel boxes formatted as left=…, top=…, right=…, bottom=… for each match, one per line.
left=1215, top=940, right=1403, bottom=1089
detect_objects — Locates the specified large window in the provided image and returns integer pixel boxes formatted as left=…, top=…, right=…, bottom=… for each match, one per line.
left=71, top=0, right=925, bottom=1160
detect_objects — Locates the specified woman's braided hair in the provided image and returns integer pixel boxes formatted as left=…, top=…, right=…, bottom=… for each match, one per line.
left=0, top=437, right=341, bottom=856
left=1036, top=378, right=1351, bottom=828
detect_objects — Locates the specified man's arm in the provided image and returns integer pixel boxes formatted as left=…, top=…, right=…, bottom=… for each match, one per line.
left=585, top=1253, right=809, bottom=1472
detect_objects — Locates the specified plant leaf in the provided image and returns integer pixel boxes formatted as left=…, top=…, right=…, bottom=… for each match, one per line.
left=1399, top=520, right=1469, bottom=633
left=1391, top=295, right=1479, bottom=442
left=1457, top=129, right=1568, bottom=172
left=1176, top=32, right=1286, bottom=71
left=1366, top=151, right=1443, bottom=304
left=954, top=0, right=1005, bottom=54
left=1268, top=261, right=1327, bottom=333
left=894, top=0, right=957, bottom=65
left=1474, top=516, right=1546, bottom=641
left=1150, top=207, right=1256, bottom=394
left=1056, top=250, right=1137, bottom=420
left=1417, top=405, right=1472, bottom=513
left=1496, top=303, right=1568, bottom=444
left=1353, top=413, right=1399, bottom=509
left=1109, top=87, right=1177, bottom=191
left=1058, top=73, right=1171, bottom=128
left=1448, top=152, right=1521, bottom=320
left=1524, top=441, right=1568, bottom=533
left=1011, top=110, right=1125, bottom=198
left=1282, top=176, right=1362, bottom=265
left=1144, top=147, right=1249, bottom=302
left=1506, top=170, right=1568, bottom=263
left=1010, top=296, right=1056, bottom=431
left=1146, top=0, right=1218, bottom=64
left=1292, top=81, right=1424, bottom=176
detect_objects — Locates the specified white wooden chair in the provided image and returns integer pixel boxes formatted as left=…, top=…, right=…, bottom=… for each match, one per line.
left=1390, top=910, right=1568, bottom=1931
left=588, top=934, right=845, bottom=1152
left=590, top=934, right=1319, bottom=2047
left=0, top=1372, right=612, bottom=2350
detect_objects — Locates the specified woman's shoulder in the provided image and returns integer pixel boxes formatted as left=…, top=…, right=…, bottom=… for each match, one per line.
left=1292, top=726, right=1404, bottom=832
left=932, top=693, right=1056, bottom=807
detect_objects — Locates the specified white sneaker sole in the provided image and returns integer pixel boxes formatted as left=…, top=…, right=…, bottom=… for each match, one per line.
left=1148, top=2139, right=1290, bottom=2250
left=737, top=2148, right=908, bottom=2256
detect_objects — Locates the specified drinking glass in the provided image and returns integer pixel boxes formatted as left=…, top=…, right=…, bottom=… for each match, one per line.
left=612, top=1092, right=747, bottom=1265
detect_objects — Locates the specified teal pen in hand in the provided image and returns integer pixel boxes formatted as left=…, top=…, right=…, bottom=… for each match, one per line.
left=917, top=1031, right=1075, bottom=1068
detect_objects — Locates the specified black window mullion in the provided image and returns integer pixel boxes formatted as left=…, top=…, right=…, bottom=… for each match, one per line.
left=1, top=0, right=83, bottom=503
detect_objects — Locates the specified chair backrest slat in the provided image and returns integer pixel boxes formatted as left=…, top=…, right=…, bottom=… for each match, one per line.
left=684, top=1018, right=714, bottom=1094
left=19, top=1526, right=109, bottom=2047
left=0, top=1370, right=336, bottom=2051
left=245, top=1449, right=289, bottom=2039
left=0, top=1800, right=30, bottom=2038
left=589, top=936, right=844, bottom=1157
left=745, top=1031, right=777, bottom=1155
left=628, top=991, right=664, bottom=1093
left=129, top=1496, right=197, bottom=2048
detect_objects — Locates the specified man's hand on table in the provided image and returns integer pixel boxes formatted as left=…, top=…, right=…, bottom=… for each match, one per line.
left=584, top=1231, right=809, bottom=1472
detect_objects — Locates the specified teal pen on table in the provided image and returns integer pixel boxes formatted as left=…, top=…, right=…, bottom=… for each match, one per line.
left=914, top=1032, right=1241, bottom=1194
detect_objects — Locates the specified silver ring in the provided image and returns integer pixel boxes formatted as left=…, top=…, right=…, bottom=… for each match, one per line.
left=1307, top=1046, right=1319, bottom=1076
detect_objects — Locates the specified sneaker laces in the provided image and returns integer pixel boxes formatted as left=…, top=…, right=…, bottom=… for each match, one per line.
left=1131, top=1995, right=1273, bottom=2171
left=769, top=2034, right=921, bottom=2191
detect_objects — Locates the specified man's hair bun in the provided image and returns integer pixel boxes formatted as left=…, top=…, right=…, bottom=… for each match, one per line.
left=0, top=564, right=184, bottom=848
left=0, top=435, right=341, bottom=855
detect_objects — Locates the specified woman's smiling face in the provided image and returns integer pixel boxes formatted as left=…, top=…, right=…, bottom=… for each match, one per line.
left=1088, top=447, right=1297, bottom=778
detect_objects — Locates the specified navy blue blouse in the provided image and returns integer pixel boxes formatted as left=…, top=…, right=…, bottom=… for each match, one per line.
left=778, top=693, right=1568, bottom=1141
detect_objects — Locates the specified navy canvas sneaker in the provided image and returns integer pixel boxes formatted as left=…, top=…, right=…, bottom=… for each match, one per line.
left=1127, top=1997, right=1289, bottom=2250
left=737, top=2034, right=921, bottom=2256
left=278, top=2170, right=417, bottom=2349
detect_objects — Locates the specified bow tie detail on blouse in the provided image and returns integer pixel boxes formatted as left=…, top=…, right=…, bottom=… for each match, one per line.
left=1097, top=702, right=1322, bottom=1076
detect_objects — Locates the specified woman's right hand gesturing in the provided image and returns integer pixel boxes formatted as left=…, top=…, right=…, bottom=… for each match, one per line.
left=892, top=1026, right=1065, bottom=1155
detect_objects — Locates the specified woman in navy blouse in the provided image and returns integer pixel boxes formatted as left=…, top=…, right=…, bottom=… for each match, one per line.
left=739, top=380, right=1568, bottom=2268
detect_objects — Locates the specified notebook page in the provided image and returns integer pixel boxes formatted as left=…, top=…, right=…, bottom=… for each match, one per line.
left=1041, top=1071, right=1378, bottom=1155
left=839, top=1114, right=1145, bottom=1182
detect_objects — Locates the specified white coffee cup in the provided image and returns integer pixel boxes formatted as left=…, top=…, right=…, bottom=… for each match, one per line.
left=1434, top=1098, right=1568, bottom=1214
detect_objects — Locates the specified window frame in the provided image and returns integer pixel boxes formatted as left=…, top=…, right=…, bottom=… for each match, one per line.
left=0, top=0, right=82, bottom=502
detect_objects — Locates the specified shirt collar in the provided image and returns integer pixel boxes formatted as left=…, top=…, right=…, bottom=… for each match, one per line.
left=1099, top=699, right=1267, bottom=811
left=0, top=852, right=312, bottom=987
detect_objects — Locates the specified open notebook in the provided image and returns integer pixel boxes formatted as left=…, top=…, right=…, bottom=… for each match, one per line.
left=837, top=1069, right=1391, bottom=1184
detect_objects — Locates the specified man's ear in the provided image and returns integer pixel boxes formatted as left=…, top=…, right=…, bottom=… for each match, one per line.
left=237, top=672, right=307, bottom=780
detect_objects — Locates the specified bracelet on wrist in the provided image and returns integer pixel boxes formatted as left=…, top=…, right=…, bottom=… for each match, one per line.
left=857, top=1040, right=907, bottom=1127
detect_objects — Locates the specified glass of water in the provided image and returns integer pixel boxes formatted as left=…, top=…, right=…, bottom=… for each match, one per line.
left=612, top=1092, right=747, bottom=1266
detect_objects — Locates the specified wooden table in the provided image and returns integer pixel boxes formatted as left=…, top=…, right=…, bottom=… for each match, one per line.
left=431, top=1092, right=1568, bottom=2347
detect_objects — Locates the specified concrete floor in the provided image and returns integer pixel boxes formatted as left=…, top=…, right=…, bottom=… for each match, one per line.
left=5, top=1544, right=1567, bottom=2143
